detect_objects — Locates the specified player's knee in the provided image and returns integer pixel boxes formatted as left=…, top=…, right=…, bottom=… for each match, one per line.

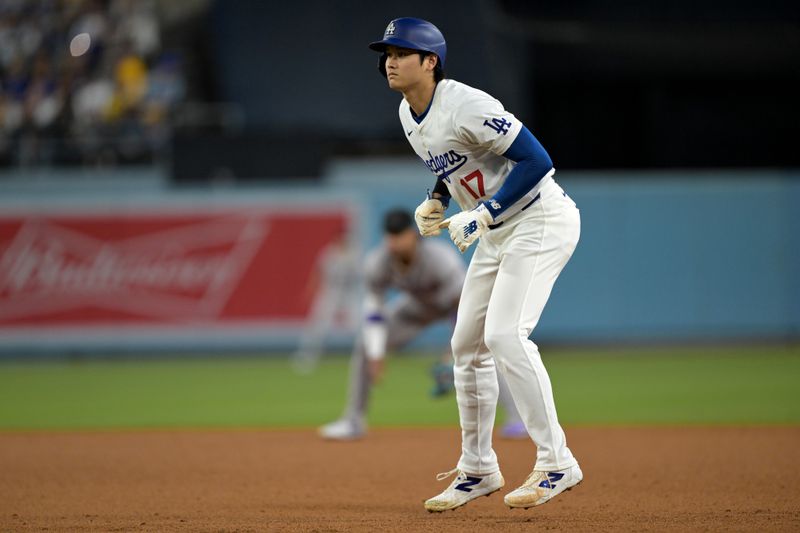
left=483, top=328, right=523, bottom=358
left=450, top=326, right=477, bottom=361
left=450, top=333, right=467, bottom=360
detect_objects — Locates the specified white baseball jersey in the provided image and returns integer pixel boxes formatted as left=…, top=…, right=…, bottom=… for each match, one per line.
left=399, top=79, right=554, bottom=223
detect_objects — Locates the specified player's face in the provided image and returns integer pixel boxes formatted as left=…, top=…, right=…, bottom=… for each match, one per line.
left=385, top=228, right=418, bottom=262
left=384, top=46, right=434, bottom=91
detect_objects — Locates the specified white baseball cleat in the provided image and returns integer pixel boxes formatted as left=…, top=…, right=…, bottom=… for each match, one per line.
left=317, top=418, right=365, bottom=440
left=424, top=468, right=505, bottom=512
left=504, top=464, right=583, bottom=509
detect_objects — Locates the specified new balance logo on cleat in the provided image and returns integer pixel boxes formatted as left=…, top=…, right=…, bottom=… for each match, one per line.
left=455, top=476, right=482, bottom=492
left=424, top=470, right=505, bottom=512
left=504, top=465, right=583, bottom=509
left=538, top=472, right=565, bottom=489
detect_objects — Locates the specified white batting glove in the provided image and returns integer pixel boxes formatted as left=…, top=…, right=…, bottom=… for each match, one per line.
left=414, top=197, right=446, bottom=236
left=440, top=203, right=494, bottom=253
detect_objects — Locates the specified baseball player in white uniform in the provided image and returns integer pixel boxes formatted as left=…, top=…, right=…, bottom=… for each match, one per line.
left=319, top=209, right=523, bottom=440
left=369, top=18, right=583, bottom=511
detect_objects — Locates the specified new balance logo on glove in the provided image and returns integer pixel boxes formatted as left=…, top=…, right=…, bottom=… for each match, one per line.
left=464, top=220, right=479, bottom=238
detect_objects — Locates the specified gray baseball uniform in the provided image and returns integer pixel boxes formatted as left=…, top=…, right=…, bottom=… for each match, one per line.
left=343, top=237, right=462, bottom=421
left=342, top=237, right=521, bottom=426
left=294, top=239, right=362, bottom=372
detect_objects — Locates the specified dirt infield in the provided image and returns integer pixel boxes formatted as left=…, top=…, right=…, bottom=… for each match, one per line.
left=1, top=427, right=798, bottom=532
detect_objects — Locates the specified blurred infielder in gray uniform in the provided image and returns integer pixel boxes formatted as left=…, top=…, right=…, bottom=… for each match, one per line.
left=293, top=232, right=361, bottom=374
left=319, top=209, right=522, bottom=440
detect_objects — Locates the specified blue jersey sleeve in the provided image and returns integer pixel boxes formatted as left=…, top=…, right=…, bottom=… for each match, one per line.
left=483, top=126, right=553, bottom=219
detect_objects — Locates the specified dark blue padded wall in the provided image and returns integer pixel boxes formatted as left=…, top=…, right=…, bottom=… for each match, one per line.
left=208, top=1, right=521, bottom=136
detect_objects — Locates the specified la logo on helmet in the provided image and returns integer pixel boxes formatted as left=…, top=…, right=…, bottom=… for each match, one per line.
left=385, top=21, right=396, bottom=36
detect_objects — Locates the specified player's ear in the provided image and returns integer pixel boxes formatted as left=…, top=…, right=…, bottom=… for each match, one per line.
left=423, top=53, right=438, bottom=75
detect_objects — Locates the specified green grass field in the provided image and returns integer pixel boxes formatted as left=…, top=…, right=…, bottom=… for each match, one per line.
left=1, top=344, right=798, bottom=430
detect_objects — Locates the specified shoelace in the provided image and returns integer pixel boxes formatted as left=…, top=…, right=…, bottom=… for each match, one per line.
left=435, top=467, right=461, bottom=481
left=522, top=470, right=547, bottom=488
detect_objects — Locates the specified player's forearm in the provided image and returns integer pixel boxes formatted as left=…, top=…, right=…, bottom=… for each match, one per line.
left=363, top=319, right=387, bottom=360
left=362, top=291, right=387, bottom=360
left=484, top=126, right=552, bottom=219
left=431, top=178, right=451, bottom=208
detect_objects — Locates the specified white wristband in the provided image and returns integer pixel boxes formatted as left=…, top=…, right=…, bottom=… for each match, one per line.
left=363, top=321, right=387, bottom=361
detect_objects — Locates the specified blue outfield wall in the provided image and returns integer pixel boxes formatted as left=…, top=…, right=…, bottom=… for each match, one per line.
left=327, top=160, right=800, bottom=344
left=0, top=163, right=796, bottom=352
left=546, top=172, right=799, bottom=342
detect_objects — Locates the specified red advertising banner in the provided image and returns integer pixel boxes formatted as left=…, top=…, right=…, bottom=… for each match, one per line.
left=0, top=204, right=352, bottom=337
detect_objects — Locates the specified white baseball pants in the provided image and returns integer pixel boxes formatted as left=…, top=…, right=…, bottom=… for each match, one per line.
left=342, top=295, right=522, bottom=425
left=452, top=178, right=580, bottom=475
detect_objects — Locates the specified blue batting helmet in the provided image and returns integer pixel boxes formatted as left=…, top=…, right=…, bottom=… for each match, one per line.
left=369, top=17, right=446, bottom=78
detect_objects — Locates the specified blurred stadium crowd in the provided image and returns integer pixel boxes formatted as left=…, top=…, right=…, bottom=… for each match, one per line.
left=0, top=0, right=185, bottom=167
left=1, top=1, right=796, bottom=175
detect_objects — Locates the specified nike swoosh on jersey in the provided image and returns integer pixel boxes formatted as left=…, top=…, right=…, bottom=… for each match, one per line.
left=407, top=129, right=413, bottom=136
